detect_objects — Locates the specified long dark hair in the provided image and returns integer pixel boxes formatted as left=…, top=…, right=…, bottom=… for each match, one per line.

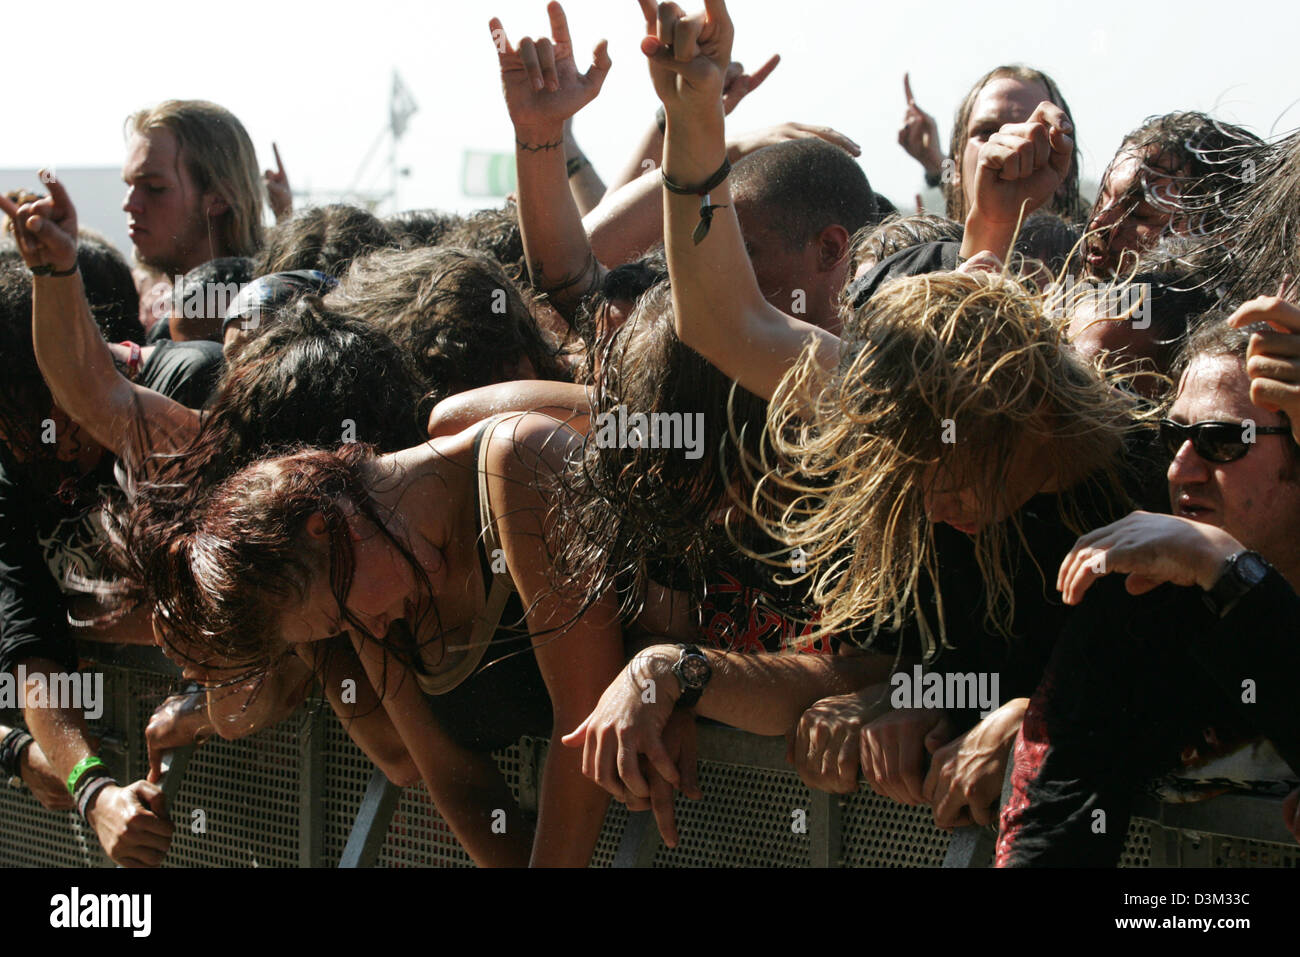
left=551, top=282, right=771, bottom=620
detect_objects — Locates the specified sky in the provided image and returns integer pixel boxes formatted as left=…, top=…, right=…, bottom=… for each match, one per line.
left=6, top=0, right=1300, bottom=241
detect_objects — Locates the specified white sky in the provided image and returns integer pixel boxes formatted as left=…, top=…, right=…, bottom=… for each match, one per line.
left=6, top=0, right=1300, bottom=236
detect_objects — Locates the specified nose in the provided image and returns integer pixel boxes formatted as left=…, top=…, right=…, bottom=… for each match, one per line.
left=123, top=185, right=142, bottom=215
left=1166, top=437, right=1210, bottom=486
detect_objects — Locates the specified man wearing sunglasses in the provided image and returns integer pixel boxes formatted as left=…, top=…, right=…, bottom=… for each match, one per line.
left=996, top=316, right=1300, bottom=866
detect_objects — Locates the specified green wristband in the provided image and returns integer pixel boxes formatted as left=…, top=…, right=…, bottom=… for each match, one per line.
left=66, top=756, right=108, bottom=797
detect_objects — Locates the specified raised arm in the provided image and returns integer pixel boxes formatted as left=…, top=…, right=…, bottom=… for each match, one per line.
left=640, top=0, right=838, bottom=401
left=490, top=2, right=611, bottom=324
left=1, top=178, right=199, bottom=468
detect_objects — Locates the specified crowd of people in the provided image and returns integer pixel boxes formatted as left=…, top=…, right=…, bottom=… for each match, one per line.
left=2, top=0, right=1299, bottom=868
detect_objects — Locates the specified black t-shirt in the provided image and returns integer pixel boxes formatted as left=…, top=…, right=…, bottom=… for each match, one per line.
left=0, top=341, right=224, bottom=675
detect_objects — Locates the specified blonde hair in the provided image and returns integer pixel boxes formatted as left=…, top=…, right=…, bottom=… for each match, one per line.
left=751, top=269, right=1135, bottom=658
left=127, top=100, right=265, bottom=258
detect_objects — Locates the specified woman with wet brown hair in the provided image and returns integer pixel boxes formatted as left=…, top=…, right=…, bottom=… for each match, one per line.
left=125, top=410, right=622, bottom=867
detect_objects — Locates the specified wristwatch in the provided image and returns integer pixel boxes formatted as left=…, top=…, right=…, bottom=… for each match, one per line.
left=671, top=644, right=712, bottom=710
left=1203, top=550, right=1271, bottom=618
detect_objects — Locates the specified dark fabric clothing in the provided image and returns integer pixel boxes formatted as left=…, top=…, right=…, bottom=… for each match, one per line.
left=136, top=340, right=224, bottom=410
left=861, top=435, right=1164, bottom=735
left=844, top=241, right=961, bottom=310
left=996, top=570, right=1300, bottom=867
left=419, top=422, right=552, bottom=753
left=0, top=342, right=223, bottom=677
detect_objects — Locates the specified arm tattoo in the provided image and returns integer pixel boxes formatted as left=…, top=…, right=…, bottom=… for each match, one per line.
left=516, top=137, right=563, bottom=153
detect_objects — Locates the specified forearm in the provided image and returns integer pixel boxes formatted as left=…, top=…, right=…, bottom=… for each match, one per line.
left=643, top=644, right=896, bottom=737
left=18, top=657, right=98, bottom=783
left=661, top=104, right=834, bottom=401
left=585, top=167, right=665, bottom=267
left=563, top=122, right=606, bottom=216
left=427, top=381, right=589, bottom=439
left=530, top=723, right=610, bottom=867
left=605, top=122, right=665, bottom=194
left=299, top=639, right=418, bottom=785
left=32, top=273, right=132, bottom=454
left=514, top=121, right=605, bottom=323
left=959, top=203, right=1020, bottom=263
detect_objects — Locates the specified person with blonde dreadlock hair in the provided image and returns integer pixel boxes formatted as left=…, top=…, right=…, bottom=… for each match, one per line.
left=567, top=0, right=1166, bottom=831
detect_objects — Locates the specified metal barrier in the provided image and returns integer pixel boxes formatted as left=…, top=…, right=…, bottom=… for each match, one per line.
left=0, top=649, right=1296, bottom=868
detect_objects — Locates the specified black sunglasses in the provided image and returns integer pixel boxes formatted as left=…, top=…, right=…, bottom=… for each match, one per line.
left=1159, top=419, right=1291, bottom=463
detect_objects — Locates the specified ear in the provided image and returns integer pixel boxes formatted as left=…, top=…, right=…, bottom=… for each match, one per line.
left=204, top=193, right=230, bottom=217
left=304, top=511, right=330, bottom=542
left=817, top=224, right=851, bottom=272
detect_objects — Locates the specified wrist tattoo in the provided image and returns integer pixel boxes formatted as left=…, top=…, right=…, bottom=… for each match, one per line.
left=532, top=253, right=600, bottom=299
left=516, top=137, right=563, bottom=153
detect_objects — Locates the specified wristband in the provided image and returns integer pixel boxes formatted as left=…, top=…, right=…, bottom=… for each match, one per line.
left=118, top=340, right=143, bottom=380
left=924, top=169, right=943, bottom=189
left=661, top=158, right=732, bottom=245
left=0, top=728, right=34, bottom=778
left=30, top=263, right=79, bottom=277
left=566, top=155, right=589, bottom=178
left=76, top=776, right=115, bottom=821
left=66, top=755, right=108, bottom=797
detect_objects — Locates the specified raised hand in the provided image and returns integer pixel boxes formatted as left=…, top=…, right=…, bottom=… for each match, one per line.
left=0, top=172, right=78, bottom=272
left=637, top=0, right=734, bottom=115
left=1056, top=511, right=1242, bottom=606
left=721, top=54, right=780, bottom=115
left=1228, top=289, right=1300, bottom=442
left=491, top=1, right=611, bottom=136
left=969, top=101, right=1073, bottom=227
left=898, top=73, right=943, bottom=176
left=264, top=143, right=293, bottom=222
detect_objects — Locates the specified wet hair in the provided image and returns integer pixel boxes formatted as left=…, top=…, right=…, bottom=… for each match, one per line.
left=440, top=205, right=527, bottom=284
left=1012, top=211, right=1080, bottom=278
left=943, top=65, right=1083, bottom=224
left=135, top=443, right=427, bottom=672
left=731, top=138, right=880, bottom=249
left=384, top=209, right=465, bottom=249
left=1177, top=127, right=1300, bottom=301
left=846, top=213, right=964, bottom=279
left=255, top=204, right=397, bottom=279
left=0, top=251, right=46, bottom=458
left=572, top=247, right=668, bottom=346
left=127, top=100, right=265, bottom=258
left=552, top=281, right=771, bottom=618
left=755, top=270, right=1136, bottom=656
left=1088, top=112, right=1263, bottom=270
left=77, top=231, right=145, bottom=344
left=327, top=246, right=570, bottom=412
left=110, top=297, right=426, bottom=670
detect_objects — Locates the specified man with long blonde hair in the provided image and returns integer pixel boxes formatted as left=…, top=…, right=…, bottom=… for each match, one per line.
left=122, top=100, right=265, bottom=277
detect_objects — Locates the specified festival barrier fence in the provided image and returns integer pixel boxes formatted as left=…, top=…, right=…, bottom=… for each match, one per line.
left=0, top=646, right=1295, bottom=868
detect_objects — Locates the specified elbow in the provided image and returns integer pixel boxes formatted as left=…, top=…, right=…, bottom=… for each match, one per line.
left=378, top=754, right=420, bottom=788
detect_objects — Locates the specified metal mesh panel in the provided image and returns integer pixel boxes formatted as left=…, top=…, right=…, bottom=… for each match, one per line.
left=0, top=659, right=1292, bottom=869
left=840, top=791, right=953, bottom=867
left=129, top=668, right=305, bottom=868
left=1120, top=818, right=1153, bottom=867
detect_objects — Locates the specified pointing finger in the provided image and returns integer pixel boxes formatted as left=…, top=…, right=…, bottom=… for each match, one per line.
left=904, top=72, right=915, bottom=106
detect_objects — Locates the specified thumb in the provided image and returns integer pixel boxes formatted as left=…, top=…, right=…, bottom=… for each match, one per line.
left=1125, top=573, right=1160, bottom=596
left=134, top=781, right=169, bottom=820
left=586, top=39, right=612, bottom=86
left=924, top=725, right=949, bottom=754
left=147, top=748, right=163, bottom=785
left=641, top=36, right=693, bottom=77
left=560, top=715, right=590, bottom=748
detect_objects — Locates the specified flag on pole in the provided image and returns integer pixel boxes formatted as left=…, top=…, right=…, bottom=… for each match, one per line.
left=390, top=72, right=418, bottom=140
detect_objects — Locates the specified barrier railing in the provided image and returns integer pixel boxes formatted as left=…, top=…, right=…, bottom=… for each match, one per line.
left=0, top=646, right=1295, bottom=868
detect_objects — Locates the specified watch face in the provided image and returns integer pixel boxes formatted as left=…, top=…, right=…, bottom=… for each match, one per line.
left=679, top=655, right=710, bottom=688
left=1235, top=552, right=1270, bottom=586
